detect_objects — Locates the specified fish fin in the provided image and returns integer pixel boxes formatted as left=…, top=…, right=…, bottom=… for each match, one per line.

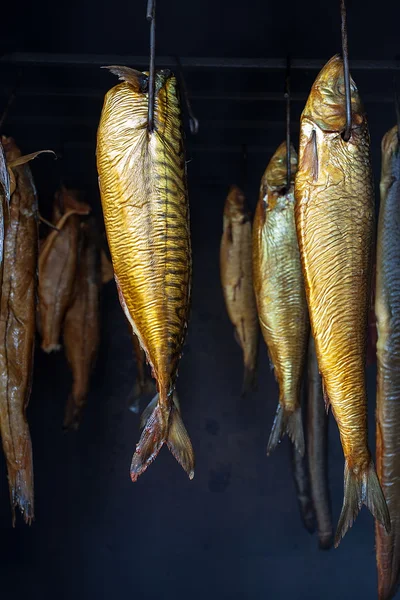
left=7, top=149, right=56, bottom=169
left=234, top=328, right=242, bottom=347
left=166, top=403, right=195, bottom=480
left=139, top=393, right=159, bottom=427
left=130, top=404, right=168, bottom=482
left=63, top=393, right=85, bottom=432
left=334, top=460, right=390, bottom=547
left=302, top=129, right=319, bottom=181
left=103, top=66, right=148, bottom=92
left=130, top=400, right=194, bottom=481
left=321, top=378, right=330, bottom=414
left=8, top=461, right=34, bottom=526
left=267, top=404, right=305, bottom=457
left=241, top=365, right=256, bottom=396
left=101, top=249, right=114, bottom=284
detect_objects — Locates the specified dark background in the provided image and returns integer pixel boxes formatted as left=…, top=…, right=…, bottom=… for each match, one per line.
left=0, top=0, right=399, bottom=598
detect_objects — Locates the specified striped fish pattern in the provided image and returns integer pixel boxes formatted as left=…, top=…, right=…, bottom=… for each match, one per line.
left=97, top=66, right=194, bottom=481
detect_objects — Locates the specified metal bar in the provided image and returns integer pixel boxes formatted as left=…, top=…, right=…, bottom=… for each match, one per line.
left=341, top=0, right=352, bottom=141
left=146, top=0, right=156, bottom=132
left=2, top=53, right=400, bottom=71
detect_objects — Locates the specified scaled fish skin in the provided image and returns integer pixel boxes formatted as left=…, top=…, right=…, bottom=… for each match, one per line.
left=307, top=335, right=333, bottom=550
left=97, top=66, right=194, bottom=481
left=63, top=218, right=101, bottom=431
left=375, top=125, right=400, bottom=600
left=0, top=136, right=40, bottom=524
left=294, top=55, right=389, bottom=545
left=38, top=187, right=90, bottom=353
left=220, top=184, right=259, bottom=395
left=253, top=141, right=308, bottom=456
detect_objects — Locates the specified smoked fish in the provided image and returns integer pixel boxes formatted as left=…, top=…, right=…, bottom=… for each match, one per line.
left=0, top=140, right=9, bottom=278
left=220, top=185, right=259, bottom=395
left=63, top=218, right=101, bottom=431
left=38, top=187, right=90, bottom=353
left=290, top=436, right=315, bottom=534
left=0, top=136, right=46, bottom=523
left=97, top=66, right=194, bottom=481
left=307, top=335, right=333, bottom=550
left=253, top=141, right=308, bottom=455
left=294, top=55, right=389, bottom=545
left=375, top=124, right=400, bottom=600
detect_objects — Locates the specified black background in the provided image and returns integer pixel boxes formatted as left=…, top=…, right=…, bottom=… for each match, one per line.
left=0, top=1, right=399, bottom=598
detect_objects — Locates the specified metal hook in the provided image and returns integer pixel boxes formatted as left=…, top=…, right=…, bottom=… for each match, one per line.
left=147, top=0, right=156, bottom=132
left=284, top=56, right=291, bottom=190
left=340, top=0, right=352, bottom=142
left=175, top=56, right=199, bottom=135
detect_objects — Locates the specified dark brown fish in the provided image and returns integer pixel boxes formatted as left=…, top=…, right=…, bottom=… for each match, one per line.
left=63, top=218, right=101, bottom=431
left=0, top=136, right=43, bottom=523
left=38, top=188, right=90, bottom=353
left=375, top=125, right=400, bottom=600
left=307, top=335, right=333, bottom=550
left=290, top=437, right=315, bottom=534
left=295, top=55, right=389, bottom=544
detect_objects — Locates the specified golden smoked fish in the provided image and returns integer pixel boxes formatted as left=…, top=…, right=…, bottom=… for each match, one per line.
left=220, top=185, right=259, bottom=394
left=375, top=125, right=400, bottom=600
left=295, top=55, right=389, bottom=545
left=38, top=188, right=90, bottom=352
left=0, top=136, right=48, bottom=523
left=63, top=218, right=101, bottom=431
left=307, top=335, right=333, bottom=550
left=97, top=66, right=194, bottom=481
left=253, top=141, right=308, bottom=455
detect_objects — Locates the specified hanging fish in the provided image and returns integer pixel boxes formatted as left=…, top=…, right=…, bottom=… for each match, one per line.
left=128, top=332, right=157, bottom=414
left=253, top=141, right=308, bottom=455
left=375, top=124, right=400, bottom=600
left=0, top=140, right=9, bottom=281
left=38, top=187, right=90, bottom=353
left=0, top=136, right=51, bottom=523
left=307, top=335, right=333, bottom=550
left=63, top=218, right=101, bottom=431
left=97, top=66, right=194, bottom=481
left=294, top=55, right=389, bottom=545
left=290, top=436, right=315, bottom=534
left=220, top=184, right=259, bottom=395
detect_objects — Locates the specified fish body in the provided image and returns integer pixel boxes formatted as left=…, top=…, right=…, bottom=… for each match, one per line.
left=97, top=66, right=194, bottom=480
left=294, top=55, right=389, bottom=544
left=220, top=184, right=259, bottom=394
left=63, top=218, right=101, bottom=431
left=38, top=188, right=90, bottom=353
left=375, top=125, right=400, bottom=600
left=307, top=335, right=333, bottom=550
left=0, top=136, right=38, bottom=523
left=253, top=141, right=308, bottom=455
left=0, top=141, right=9, bottom=277
left=290, top=438, right=315, bottom=534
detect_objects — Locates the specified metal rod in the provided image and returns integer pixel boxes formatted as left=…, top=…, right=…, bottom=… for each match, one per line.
left=147, top=0, right=156, bottom=132
left=3, top=53, right=400, bottom=71
left=285, top=57, right=291, bottom=190
left=175, top=56, right=199, bottom=134
left=341, top=0, right=352, bottom=141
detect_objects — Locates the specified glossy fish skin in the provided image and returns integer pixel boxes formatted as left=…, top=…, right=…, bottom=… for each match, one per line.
left=0, top=137, right=38, bottom=524
left=97, top=66, right=194, bottom=480
left=0, top=141, right=9, bottom=279
left=38, top=188, right=90, bottom=353
left=375, top=125, right=400, bottom=600
left=295, top=55, right=389, bottom=545
left=220, top=185, right=259, bottom=395
left=307, top=335, right=333, bottom=550
left=253, top=141, right=308, bottom=456
left=63, top=219, right=101, bottom=431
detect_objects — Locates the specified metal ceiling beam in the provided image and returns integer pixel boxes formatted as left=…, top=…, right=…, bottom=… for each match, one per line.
left=1, top=53, right=400, bottom=70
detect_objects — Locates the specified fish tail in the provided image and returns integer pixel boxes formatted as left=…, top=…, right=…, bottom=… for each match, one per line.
left=241, top=364, right=257, bottom=396
left=130, top=397, right=194, bottom=482
left=267, top=403, right=305, bottom=457
left=63, top=392, right=86, bottom=432
left=7, top=460, right=34, bottom=526
left=335, top=460, right=390, bottom=547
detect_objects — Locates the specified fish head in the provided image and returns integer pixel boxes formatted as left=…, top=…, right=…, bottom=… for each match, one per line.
left=265, top=141, right=298, bottom=191
left=224, top=185, right=249, bottom=222
left=303, top=55, right=364, bottom=134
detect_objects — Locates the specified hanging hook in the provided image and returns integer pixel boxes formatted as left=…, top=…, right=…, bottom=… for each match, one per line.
left=340, top=0, right=352, bottom=142
left=147, top=0, right=156, bottom=132
left=175, top=56, right=199, bottom=134
left=284, top=56, right=291, bottom=190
